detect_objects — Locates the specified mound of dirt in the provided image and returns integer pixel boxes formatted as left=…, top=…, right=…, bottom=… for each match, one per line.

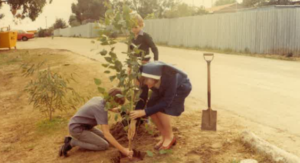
left=110, top=149, right=146, bottom=163
left=110, top=120, right=159, bottom=145
left=110, top=122, right=150, bottom=163
left=110, top=122, right=128, bottom=144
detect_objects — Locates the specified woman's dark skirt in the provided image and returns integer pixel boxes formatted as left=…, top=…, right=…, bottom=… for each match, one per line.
left=147, top=78, right=192, bottom=116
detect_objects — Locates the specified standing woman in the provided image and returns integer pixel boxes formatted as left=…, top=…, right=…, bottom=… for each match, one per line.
left=129, top=61, right=192, bottom=150
left=130, top=13, right=159, bottom=63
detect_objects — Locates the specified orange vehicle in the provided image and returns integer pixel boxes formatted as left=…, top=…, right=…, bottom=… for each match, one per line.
left=17, top=30, right=35, bottom=41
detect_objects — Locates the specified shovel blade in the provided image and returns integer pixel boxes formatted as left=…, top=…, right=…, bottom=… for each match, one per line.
left=201, top=109, right=217, bottom=131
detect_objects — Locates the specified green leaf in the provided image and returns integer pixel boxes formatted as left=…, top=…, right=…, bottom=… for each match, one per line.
left=102, top=64, right=109, bottom=68
left=108, top=65, right=116, bottom=70
left=105, top=9, right=114, bottom=17
left=115, top=60, right=122, bottom=72
left=104, top=57, right=113, bottom=63
left=100, top=36, right=108, bottom=42
left=105, top=18, right=111, bottom=26
left=105, top=102, right=111, bottom=110
left=123, top=126, right=129, bottom=131
left=120, top=106, right=126, bottom=112
left=109, top=51, right=117, bottom=59
left=109, top=76, right=116, bottom=82
left=98, top=87, right=106, bottom=94
left=114, top=114, right=118, bottom=121
left=100, top=49, right=108, bottom=56
left=104, top=70, right=110, bottom=74
left=101, top=41, right=109, bottom=46
left=116, top=94, right=124, bottom=98
left=94, top=78, right=102, bottom=85
left=110, top=40, right=117, bottom=45
left=123, top=5, right=131, bottom=15
left=146, top=151, right=154, bottom=157
left=159, top=150, right=167, bottom=155
left=159, top=149, right=173, bottom=155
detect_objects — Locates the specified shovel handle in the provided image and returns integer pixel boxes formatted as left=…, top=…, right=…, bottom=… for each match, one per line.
left=203, top=53, right=214, bottom=62
left=204, top=53, right=214, bottom=109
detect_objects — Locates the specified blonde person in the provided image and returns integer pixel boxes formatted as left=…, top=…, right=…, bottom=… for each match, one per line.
left=130, top=13, right=158, bottom=64
left=129, top=61, right=192, bottom=150
left=59, top=88, right=133, bottom=158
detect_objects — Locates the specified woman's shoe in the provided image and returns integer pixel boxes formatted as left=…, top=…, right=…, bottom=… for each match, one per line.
left=159, top=137, right=176, bottom=150
left=154, top=142, right=163, bottom=150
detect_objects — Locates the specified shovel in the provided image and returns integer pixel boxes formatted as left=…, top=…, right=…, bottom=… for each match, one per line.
left=201, top=53, right=217, bottom=131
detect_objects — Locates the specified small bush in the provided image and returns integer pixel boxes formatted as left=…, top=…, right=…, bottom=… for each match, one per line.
left=23, top=66, right=84, bottom=120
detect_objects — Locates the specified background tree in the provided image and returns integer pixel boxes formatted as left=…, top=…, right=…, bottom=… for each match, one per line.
left=68, top=14, right=81, bottom=27
left=131, top=0, right=177, bottom=18
left=53, top=18, right=68, bottom=29
left=215, top=0, right=236, bottom=6
left=164, top=3, right=198, bottom=18
left=0, top=0, right=53, bottom=21
left=71, top=0, right=108, bottom=25
left=194, top=6, right=209, bottom=16
left=21, top=62, right=84, bottom=121
left=0, top=2, right=4, bottom=19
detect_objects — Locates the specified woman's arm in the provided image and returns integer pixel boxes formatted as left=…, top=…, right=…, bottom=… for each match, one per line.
left=144, top=74, right=177, bottom=116
left=131, top=74, right=178, bottom=119
left=101, top=124, right=133, bottom=157
left=135, top=85, right=149, bottom=110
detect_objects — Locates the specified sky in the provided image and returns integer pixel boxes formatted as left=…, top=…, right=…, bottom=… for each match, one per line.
left=0, top=0, right=243, bottom=31
left=0, top=0, right=77, bottom=31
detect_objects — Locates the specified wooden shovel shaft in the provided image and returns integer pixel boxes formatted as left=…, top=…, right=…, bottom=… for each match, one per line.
left=201, top=53, right=217, bottom=131
left=207, top=61, right=211, bottom=109
left=203, top=53, right=214, bottom=109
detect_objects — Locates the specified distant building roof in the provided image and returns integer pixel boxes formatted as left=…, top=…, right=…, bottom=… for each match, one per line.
left=206, top=3, right=240, bottom=13
left=206, top=2, right=300, bottom=14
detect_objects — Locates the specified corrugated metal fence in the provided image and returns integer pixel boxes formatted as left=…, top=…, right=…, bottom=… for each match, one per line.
left=144, top=6, right=300, bottom=56
left=54, top=23, right=99, bottom=38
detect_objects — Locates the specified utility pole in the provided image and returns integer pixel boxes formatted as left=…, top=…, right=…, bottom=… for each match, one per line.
left=45, top=16, right=47, bottom=29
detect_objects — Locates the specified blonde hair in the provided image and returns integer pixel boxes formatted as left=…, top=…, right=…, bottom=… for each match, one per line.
left=131, top=13, right=145, bottom=28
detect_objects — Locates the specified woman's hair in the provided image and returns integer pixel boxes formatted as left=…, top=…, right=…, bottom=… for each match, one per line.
left=131, top=13, right=145, bottom=28
left=108, top=88, right=125, bottom=105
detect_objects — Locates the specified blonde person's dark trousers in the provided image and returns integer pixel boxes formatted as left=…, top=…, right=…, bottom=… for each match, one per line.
left=69, top=127, right=109, bottom=151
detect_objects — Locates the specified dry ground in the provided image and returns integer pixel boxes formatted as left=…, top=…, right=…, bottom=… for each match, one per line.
left=0, top=49, right=273, bottom=163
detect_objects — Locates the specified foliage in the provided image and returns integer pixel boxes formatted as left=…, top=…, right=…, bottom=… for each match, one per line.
left=110, top=0, right=178, bottom=19
left=22, top=63, right=84, bottom=120
left=0, top=3, right=4, bottom=19
left=53, top=18, right=68, bottom=29
left=69, top=15, right=81, bottom=27
left=36, top=116, right=68, bottom=134
left=94, top=3, right=150, bottom=150
left=96, top=2, right=145, bottom=108
left=194, top=6, right=209, bottom=16
left=37, top=27, right=52, bottom=37
left=0, top=0, right=53, bottom=21
left=164, top=3, right=208, bottom=18
left=215, top=0, right=236, bottom=6
left=146, top=150, right=154, bottom=157
left=145, top=149, right=173, bottom=157
left=71, top=0, right=108, bottom=25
